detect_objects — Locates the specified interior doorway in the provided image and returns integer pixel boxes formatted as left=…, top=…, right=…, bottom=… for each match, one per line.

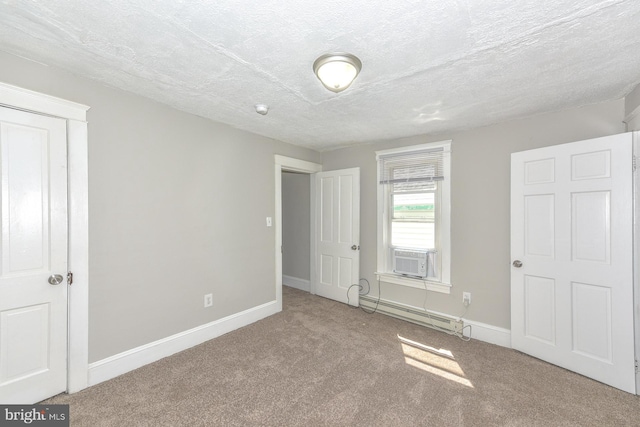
left=0, top=81, right=89, bottom=400
left=274, top=156, right=322, bottom=312
left=281, top=171, right=312, bottom=292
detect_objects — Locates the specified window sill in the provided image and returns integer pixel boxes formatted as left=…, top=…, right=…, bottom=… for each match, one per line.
left=374, top=272, right=451, bottom=294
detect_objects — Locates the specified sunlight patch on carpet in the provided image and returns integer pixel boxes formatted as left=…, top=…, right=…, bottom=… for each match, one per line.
left=398, top=335, right=474, bottom=388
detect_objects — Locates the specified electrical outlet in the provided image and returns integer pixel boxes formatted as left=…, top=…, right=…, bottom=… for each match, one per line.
left=462, top=292, right=471, bottom=306
left=266, top=217, right=272, bottom=227
left=204, top=293, right=213, bottom=308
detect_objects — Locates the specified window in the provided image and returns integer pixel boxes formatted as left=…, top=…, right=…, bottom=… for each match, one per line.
left=376, top=141, right=451, bottom=293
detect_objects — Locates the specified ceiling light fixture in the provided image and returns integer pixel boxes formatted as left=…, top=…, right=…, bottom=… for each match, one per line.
left=313, top=53, right=362, bottom=93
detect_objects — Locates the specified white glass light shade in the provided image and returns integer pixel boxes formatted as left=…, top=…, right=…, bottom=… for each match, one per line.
left=313, top=53, right=362, bottom=93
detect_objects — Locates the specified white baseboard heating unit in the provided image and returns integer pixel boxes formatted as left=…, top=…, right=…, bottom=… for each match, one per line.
left=360, top=295, right=463, bottom=335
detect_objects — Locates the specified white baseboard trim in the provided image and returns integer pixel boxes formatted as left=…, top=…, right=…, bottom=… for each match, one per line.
left=283, top=275, right=310, bottom=292
left=462, top=319, right=511, bottom=348
left=88, top=300, right=279, bottom=387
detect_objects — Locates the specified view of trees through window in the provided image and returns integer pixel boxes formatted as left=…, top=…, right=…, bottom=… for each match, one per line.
left=391, top=190, right=436, bottom=249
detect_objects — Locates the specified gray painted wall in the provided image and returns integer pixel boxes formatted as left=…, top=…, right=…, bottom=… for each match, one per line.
left=0, top=48, right=630, bottom=358
left=625, top=84, right=640, bottom=116
left=282, top=172, right=310, bottom=281
left=322, top=100, right=626, bottom=330
left=625, top=84, right=640, bottom=131
left=0, top=51, right=321, bottom=362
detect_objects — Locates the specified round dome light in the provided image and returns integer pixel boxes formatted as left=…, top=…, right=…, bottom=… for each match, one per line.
left=313, top=53, right=362, bottom=93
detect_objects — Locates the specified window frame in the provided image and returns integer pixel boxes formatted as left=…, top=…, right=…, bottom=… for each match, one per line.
left=375, top=140, right=452, bottom=294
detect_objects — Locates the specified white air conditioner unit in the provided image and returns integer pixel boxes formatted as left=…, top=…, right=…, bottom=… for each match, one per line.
left=393, top=248, right=428, bottom=278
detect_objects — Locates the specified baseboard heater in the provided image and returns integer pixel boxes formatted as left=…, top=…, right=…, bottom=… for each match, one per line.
left=360, top=295, right=463, bottom=335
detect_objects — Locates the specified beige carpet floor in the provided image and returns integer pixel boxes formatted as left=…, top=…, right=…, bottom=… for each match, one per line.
left=45, top=286, right=640, bottom=426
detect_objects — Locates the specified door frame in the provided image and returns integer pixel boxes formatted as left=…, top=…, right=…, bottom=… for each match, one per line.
left=274, top=155, right=322, bottom=311
left=634, top=131, right=640, bottom=394
left=0, top=82, right=89, bottom=393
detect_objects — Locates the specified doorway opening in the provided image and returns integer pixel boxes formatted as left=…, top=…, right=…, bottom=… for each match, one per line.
left=281, top=171, right=311, bottom=292
left=274, top=156, right=322, bottom=312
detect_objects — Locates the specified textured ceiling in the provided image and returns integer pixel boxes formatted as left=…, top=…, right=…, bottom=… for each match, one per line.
left=1, top=1, right=639, bottom=151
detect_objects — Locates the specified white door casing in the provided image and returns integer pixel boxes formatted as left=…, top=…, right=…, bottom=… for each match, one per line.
left=511, top=133, right=635, bottom=394
left=635, top=132, right=640, bottom=394
left=0, top=106, right=68, bottom=403
left=315, top=168, right=360, bottom=306
left=0, top=81, right=89, bottom=398
left=274, top=155, right=322, bottom=311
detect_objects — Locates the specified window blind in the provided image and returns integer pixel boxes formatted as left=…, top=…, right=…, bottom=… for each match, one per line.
left=378, top=147, right=448, bottom=188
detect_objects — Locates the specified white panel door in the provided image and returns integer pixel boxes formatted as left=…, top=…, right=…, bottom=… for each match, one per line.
left=511, top=133, right=635, bottom=393
left=0, top=106, right=68, bottom=403
left=315, top=168, right=360, bottom=306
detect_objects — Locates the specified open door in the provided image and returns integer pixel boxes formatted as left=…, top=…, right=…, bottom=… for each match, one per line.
left=314, top=168, right=360, bottom=306
left=0, top=106, right=68, bottom=403
left=511, top=133, right=636, bottom=393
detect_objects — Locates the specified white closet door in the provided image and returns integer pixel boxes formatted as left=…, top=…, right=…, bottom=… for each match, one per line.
left=315, top=168, right=360, bottom=306
left=511, top=133, right=635, bottom=394
left=0, top=106, right=68, bottom=403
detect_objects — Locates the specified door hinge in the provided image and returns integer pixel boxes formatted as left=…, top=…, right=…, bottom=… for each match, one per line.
left=635, top=359, right=639, bottom=374
left=633, top=156, right=637, bottom=173
left=67, top=271, right=73, bottom=285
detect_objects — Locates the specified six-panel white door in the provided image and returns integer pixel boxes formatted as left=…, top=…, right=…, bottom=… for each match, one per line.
left=511, top=133, right=635, bottom=393
left=315, top=168, right=360, bottom=306
left=0, top=106, right=68, bottom=403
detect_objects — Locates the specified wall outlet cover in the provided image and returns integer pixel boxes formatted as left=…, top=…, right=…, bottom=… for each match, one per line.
left=462, top=292, right=471, bottom=305
left=204, top=293, right=213, bottom=308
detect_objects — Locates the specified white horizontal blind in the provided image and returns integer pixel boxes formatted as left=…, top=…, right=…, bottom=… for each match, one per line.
left=379, top=147, right=446, bottom=190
